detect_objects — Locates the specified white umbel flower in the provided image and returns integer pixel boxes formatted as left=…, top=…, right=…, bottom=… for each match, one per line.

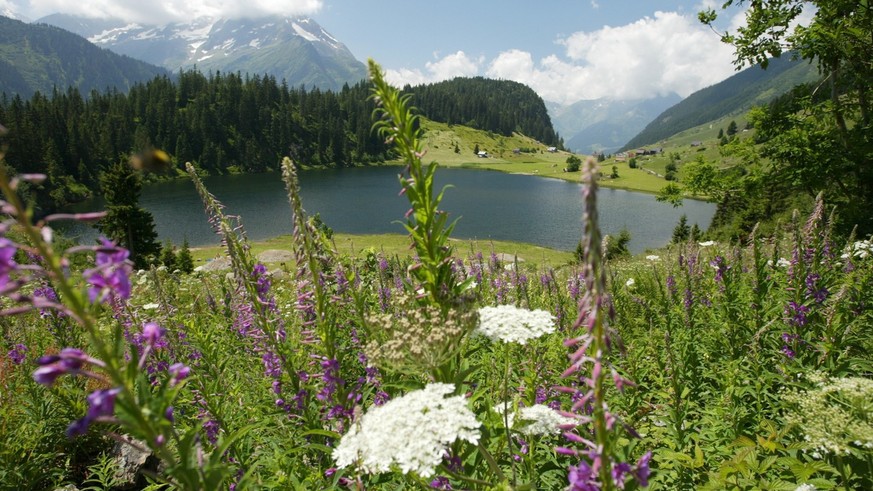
left=494, top=403, right=576, bottom=436
left=333, top=383, right=479, bottom=477
left=794, top=484, right=816, bottom=491
left=475, top=305, right=555, bottom=344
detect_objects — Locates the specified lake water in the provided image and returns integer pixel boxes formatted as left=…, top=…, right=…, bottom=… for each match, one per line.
left=62, top=166, right=716, bottom=254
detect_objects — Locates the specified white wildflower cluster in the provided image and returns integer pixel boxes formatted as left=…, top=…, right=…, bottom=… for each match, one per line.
left=794, top=484, right=816, bottom=491
left=698, top=240, right=716, bottom=247
left=842, top=239, right=873, bottom=260
left=783, top=376, right=873, bottom=457
left=333, top=383, right=480, bottom=477
left=475, top=305, right=555, bottom=344
left=645, top=255, right=660, bottom=261
left=625, top=278, right=635, bottom=288
left=766, top=257, right=791, bottom=268
left=493, top=403, right=576, bottom=436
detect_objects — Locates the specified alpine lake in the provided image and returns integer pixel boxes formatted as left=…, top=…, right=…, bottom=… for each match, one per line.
left=62, top=166, right=716, bottom=255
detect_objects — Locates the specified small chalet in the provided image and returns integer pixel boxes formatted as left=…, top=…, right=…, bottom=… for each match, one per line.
left=477, top=151, right=488, bottom=158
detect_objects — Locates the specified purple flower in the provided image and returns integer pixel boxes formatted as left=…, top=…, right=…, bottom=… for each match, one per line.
left=251, top=263, right=271, bottom=299
left=169, top=362, right=190, bottom=385
left=612, top=461, right=632, bottom=488
left=430, top=476, right=452, bottom=489
left=666, top=275, right=677, bottom=297
left=33, top=348, right=99, bottom=386
left=32, top=285, right=61, bottom=318
left=7, top=344, right=27, bottom=365
left=0, top=237, right=18, bottom=288
left=710, top=256, right=727, bottom=283
left=805, top=273, right=828, bottom=303
left=67, top=387, right=121, bottom=437
left=85, top=239, right=132, bottom=302
left=781, top=345, right=796, bottom=358
left=568, top=460, right=599, bottom=491
left=633, top=451, right=652, bottom=487
left=784, top=301, right=810, bottom=327
left=86, top=387, right=121, bottom=420
left=141, top=322, right=166, bottom=347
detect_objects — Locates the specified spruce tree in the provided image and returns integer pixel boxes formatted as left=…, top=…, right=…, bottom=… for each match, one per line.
left=97, top=161, right=160, bottom=269
left=177, top=239, right=194, bottom=274
left=160, top=240, right=177, bottom=270
left=672, top=214, right=690, bottom=243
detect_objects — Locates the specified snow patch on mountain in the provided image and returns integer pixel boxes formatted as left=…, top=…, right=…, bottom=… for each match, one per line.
left=291, top=22, right=319, bottom=43
left=89, top=23, right=141, bottom=44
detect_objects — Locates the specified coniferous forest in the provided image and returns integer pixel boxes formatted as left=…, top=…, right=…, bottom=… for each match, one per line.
left=0, top=71, right=560, bottom=215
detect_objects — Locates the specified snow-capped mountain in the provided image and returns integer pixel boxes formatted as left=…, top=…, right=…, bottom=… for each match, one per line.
left=37, top=14, right=368, bottom=91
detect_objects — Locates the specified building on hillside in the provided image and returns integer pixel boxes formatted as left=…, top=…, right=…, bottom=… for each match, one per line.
left=477, top=151, right=488, bottom=158
left=547, top=146, right=558, bottom=153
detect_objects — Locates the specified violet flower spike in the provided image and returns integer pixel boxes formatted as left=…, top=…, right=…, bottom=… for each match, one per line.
left=33, top=348, right=104, bottom=386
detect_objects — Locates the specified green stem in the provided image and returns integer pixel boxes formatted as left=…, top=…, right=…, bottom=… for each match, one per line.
left=503, top=342, right=516, bottom=487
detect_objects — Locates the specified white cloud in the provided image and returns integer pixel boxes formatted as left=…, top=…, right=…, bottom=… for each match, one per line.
left=386, top=51, right=482, bottom=87
left=488, top=11, right=736, bottom=104
left=385, top=11, right=737, bottom=105
left=19, top=0, right=322, bottom=24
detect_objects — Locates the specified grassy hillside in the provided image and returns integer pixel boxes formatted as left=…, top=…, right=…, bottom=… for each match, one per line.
left=623, top=55, right=819, bottom=150
left=417, top=119, right=669, bottom=194
left=599, top=112, right=759, bottom=203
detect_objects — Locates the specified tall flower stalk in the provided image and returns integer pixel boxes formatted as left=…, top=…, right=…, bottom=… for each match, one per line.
left=368, top=59, right=470, bottom=309
left=560, top=158, right=650, bottom=490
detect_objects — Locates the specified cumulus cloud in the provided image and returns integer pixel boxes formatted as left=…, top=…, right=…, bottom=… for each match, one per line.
left=488, top=11, right=736, bottom=104
left=386, top=51, right=482, bottom=87
left=385, top=11, right=737, bottom=104
left=18, top=0, right=322, bottom=24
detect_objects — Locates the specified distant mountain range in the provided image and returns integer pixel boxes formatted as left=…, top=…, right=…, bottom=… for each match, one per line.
left=548, top=95, right=681, bottom=154
left=37, top=14, right=368, bottom=91
left=623, top=54, right=820, bottom=150
left=0, top=15, right=167, bottom=99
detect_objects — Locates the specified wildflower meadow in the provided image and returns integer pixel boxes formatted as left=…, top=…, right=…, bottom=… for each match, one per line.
left=1, top=61, right=871, bottom=490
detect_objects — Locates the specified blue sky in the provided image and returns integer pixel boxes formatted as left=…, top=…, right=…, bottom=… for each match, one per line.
left=2, top=0, right=763, bottom=104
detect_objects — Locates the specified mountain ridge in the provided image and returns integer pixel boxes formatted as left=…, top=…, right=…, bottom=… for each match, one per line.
left=0, top=15, right=168, bottom=99
left=37, top=13, right=368, bottom=91
left=622, top=54, right=819, bottom=150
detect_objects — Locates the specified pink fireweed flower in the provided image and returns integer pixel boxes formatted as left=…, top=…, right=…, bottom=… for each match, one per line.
left=562, top=158, right=649, bottom=489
